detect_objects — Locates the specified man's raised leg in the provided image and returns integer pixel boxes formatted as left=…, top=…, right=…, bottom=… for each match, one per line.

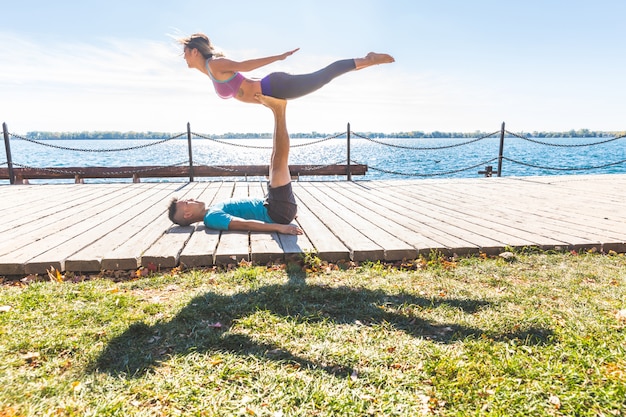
left=255, top=94, right=290, bottom=188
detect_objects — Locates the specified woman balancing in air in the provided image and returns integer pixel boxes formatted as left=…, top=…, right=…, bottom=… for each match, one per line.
left=180, top=33, right=394, bottom=103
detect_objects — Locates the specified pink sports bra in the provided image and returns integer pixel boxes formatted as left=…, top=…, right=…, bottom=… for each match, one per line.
left=206, top=59, right=244, bottom=99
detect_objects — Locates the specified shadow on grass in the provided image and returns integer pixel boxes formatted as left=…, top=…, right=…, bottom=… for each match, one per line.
left=93, top=270, right=554, bottom=378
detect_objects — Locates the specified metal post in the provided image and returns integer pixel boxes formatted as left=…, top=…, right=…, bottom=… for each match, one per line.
left=346, top=123, right=351, bottom=181
left=497, top=121, right=505, bottom=177
left=3, top=123, right=15, bottom=185
left=187, top=122, right=194, bottom=182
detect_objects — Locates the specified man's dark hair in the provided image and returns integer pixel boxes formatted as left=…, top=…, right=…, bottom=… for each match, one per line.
left=168, top=198, right=190, bottom=226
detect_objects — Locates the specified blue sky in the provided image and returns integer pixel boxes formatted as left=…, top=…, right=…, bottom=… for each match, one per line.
left=1, top=0, right=625, bottom=134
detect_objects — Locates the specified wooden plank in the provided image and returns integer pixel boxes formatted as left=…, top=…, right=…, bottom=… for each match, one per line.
left=0, top=164, right=367, bottom=180
left=100, top=183, right=200, bottom=270
left=389, top=178, right=585, bottom=248
left=65, top=183, right=180, bottom=272
left=273, top=214, right=318, bottom=261
left=459, top=179, right=626, bottom=244
left=247, top=181, right=287, bottom=264
left=308, top=182, right=418, bottom=260
left=295, top=183, right=384, bottom=261
left=0, top=184, right=125, bottom=240
left=139, top=182, right=217, bottom=270
left=0, top=184, right=149, bottom=275
left=343, top=181, right=483, bottom=254
left=1, top=175, right=626, bottom=275
left=178, top=182, right=234, bottom=268
left=243, top=182, right=317, bottom=264
left=321, top=182, right=451, bottom=253
left=213, top=183, right=251, bottom=265
left=6, top=185, right=160, bottom=274
left=22, top=185, right=169, bottom=274
left=384, top=180, right=572, bottom=249
left=0, top=184, right=95, bottom=218
left=290, top=183, right=351, bottom=261
left=404, top=177, right=625, bottom=250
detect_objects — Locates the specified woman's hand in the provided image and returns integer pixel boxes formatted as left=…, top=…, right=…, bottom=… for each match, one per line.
left=279, top=48, right=300, bottom=60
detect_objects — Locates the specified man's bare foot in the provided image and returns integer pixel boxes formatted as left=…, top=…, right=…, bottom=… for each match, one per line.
left=355, top=52, right=395, bottom=69
left=254, top=93, right=287, bottom=111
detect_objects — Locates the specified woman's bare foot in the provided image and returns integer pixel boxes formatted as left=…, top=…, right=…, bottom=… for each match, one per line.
left=355, top=52, right=395, bottom=69
left=254, top=93, right=287, bottom=111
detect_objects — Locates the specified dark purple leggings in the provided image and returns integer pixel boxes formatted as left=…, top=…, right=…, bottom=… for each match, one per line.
left=260, top=59, right=356, bottom=99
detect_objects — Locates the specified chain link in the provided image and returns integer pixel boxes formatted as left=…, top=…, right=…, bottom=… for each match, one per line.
left=9, top=132, right=186, bottom=152
left=502, top=157, right=626, bottom=172
left=5, top=126, right=626, bottom=179
left=351, top=131, right=499, bottom=150
left=190, top=160, right=349, bottom=173
left=505, top=130, right=626, bottom=147
left=360, top=158, right=499, bottom=177
left=191, top=131, right=343, bottom=149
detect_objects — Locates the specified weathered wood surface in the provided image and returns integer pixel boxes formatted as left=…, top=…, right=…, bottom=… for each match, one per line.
left=0, top=164, right=367, bottom=183
left=0, top=174, right=624, bottom=276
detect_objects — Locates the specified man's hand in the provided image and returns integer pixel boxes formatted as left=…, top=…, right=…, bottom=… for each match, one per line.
left=275, top=223, right=303, bottom=235
left=229, top=218, right=302, bottom=235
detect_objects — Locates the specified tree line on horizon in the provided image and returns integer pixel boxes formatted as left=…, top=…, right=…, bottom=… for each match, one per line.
left=22, top=128, right=625, bottom=140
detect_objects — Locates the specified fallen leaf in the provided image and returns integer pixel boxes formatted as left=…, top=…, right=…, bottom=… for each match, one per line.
left=602, top=362, right=625, bottom=380
left=22, top=352, right=40, bottom=363
left=616, top=309, right=626, bottom=322
left=0, top=406, right=16, bottom=417
left=47, top=267, right=63, bottom=282
left=21, top=274, right=40, bottom=284
left=0, top=306, right=11, bottom=313
left=548, top=394, right=561, bottom=409
left=71, top=381, right=82, bottom=392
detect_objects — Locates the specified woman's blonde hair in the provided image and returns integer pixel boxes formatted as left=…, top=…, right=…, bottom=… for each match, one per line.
left=179, top=33, right=224, bottom=59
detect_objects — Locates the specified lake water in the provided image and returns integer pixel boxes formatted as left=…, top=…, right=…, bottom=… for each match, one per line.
left=2, top=135, right=625, bottom=184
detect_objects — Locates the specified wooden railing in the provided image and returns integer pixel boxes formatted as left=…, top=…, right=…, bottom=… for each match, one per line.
left=0, top=164, right=367, bottom=184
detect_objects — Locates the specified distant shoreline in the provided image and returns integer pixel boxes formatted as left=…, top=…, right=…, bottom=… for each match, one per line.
left=20, top=129, right=626, bottom=140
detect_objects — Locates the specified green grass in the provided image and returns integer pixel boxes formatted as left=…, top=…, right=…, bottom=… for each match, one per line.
left=1, top=251, right=625, bottom=416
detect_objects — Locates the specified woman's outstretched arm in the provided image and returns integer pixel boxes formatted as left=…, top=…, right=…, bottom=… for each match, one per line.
left=209, top=49, right=300, bottom=76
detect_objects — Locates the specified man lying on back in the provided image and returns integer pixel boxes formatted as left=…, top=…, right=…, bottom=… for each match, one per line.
left=168, top=94, right=303, bottom=236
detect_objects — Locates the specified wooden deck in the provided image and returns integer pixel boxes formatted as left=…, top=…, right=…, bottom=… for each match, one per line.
left=1, top=174, right=625, bottom=276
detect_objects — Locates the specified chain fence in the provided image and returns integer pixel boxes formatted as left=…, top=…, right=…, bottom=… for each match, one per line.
left=2, top=121, right=625, bottom=184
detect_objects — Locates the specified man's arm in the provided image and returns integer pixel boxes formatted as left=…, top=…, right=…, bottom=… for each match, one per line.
left=229, top=218, right=302, bottom=235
